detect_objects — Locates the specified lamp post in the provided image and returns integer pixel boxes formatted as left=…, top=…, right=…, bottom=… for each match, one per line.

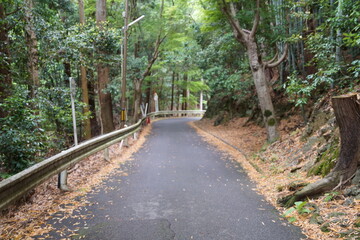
left=120, top=0, right=144, bottom=128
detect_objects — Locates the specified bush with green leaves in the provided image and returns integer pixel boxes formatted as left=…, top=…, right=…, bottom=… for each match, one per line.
left=284, top=72, right=314, bottom=108
left=0, top=88, right=49, bottom=174
left=37, top=86, right=90, bottom=149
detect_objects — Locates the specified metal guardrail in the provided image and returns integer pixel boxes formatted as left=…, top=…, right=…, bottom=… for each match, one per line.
left=0, top=110, right=205, bottom=211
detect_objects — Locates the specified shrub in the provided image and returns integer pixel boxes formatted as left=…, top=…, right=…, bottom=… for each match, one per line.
left=0, top=89, right=49, bottom=174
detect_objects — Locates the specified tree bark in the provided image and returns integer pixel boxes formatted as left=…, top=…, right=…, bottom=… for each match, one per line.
left=281, top=93, right=360, bottom=207
left=24, top=0, right=39, bottom=98
left=133, top=80, right=142, bottom=121
left=97, top=65, right=114, bottom=133
left=335, top=0, right=343, bottom=65
left=221, top=0, right=286, bottom=142
left=145, top=79, right=152, bottom=113
left=132, top=0, right=165, bottom=121
left=171, top=71, right=175, bottom=110
left=182, top=74, right=188, bottom=111
left=78, top=0, right=91, bottom=140
left=80, top=65, right=91, bottom=139
left=247, top=41, right=278, bottom=141
left=88, top=70, right=100, bottom=136
left=0, top=4, right=12, bottom=118
left=96, top=0, right=114, bottom=134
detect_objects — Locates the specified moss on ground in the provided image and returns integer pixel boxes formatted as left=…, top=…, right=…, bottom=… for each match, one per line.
left=308, top=143, right=340, bottom=177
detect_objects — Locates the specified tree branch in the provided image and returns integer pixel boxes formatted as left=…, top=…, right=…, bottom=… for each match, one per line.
left=138, top=0, right=165, bottom=82
left=6, top=7, right=21, bottom=17
left=250, top=0, right=260, bottom=39
left=264, top=51, right=278, bottom=65
left=266, top=43, right=288, bottom=68
left=141, top=33, right=167, bottom=81
left=220, top=1, right=247, bottom=42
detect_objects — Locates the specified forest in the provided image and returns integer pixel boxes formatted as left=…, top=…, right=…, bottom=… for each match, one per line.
left=0, top=0, right=359, bottom=182
left=0, top=0, right=360, bottom=239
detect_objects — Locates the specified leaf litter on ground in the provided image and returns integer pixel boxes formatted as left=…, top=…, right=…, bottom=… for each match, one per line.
left=0, top=124, right=152, bottom=240
left=191, top=116, right=359, bottom=240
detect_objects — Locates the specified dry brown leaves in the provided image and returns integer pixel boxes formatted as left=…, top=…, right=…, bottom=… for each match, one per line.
left=194, top=117, right=267, bottom=156
left=0, top=125, right=152, bottom=240
left=191, top=117, right=359, bottom=240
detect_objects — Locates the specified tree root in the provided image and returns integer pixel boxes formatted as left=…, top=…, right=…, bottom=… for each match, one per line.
left=278, top=176, right=335, bottom=208
left=279, top=170, right=357, bottom=208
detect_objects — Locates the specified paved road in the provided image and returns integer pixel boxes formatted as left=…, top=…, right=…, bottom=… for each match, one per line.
left=38, top=118, right=306, bottom=240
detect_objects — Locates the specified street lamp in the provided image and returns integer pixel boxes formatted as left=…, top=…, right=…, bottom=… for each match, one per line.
left=120, top=0, right=145, bottom=128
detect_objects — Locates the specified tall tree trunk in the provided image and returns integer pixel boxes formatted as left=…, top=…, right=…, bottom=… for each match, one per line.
left=247, top=42, right=278, bottom=141
left=78, top=0, right=91, bottom=140
left=176, top=73, right=180, bottom=110
left=88, top=70, right=100, bottom=136
left=145, top=79, right=152, bottom=113
left=281, top=93, right=360, bottom=207
left=63, top=62, right=71, bottom=89
left=80, top=66, right=91, bottom=139
left=182, top=74, right=188, bottom=111
left=24, top=0, right=39, bottom=98
left=200, top=78, right=204, bottom=111
left=0, top=4, right=12, bottom=118
left=96, top=0, right=114, bottom=134
left=170, top=71, right=175, bottom=110
left=97, top=66, right=114, bottom=133
left=132, top=0, right=165, bottom=121
left=221, top=1, right=288, bottom=142
left=133, top=81, right=141, bottom=122
left=177, top=77, right=181, bottom=111
left=335, top=0, right=343, bottom=64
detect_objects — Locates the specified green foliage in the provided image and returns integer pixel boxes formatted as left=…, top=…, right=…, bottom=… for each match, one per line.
left=323, top=192, right=339, bottom=202
left=284, top=72, right=314, bottom=107
left=305, top=33, right=340, bottom=87
left=40, top=21, right=121, bottom=67
left=282, top=201, right=312, bottom=222
left=343, top=32, right=360, bottom=47
left=0, top=87, right=49, bottom=174
left=308, top=142, right=339, bottom=177
left=37, top=86, right=90, bottom=148
left=349, top=60, right=360, bottom=79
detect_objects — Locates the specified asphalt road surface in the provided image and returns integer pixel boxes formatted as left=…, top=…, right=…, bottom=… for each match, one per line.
left=38, top=118, right=306, bottom=240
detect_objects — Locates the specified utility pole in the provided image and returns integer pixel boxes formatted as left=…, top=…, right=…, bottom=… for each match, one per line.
left=120, top=0, right=129, bottom=128
left=120, top=2, right=144, bottom=128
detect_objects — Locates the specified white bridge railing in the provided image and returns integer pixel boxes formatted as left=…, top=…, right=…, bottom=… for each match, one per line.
left=0, top=110, right=205, bottom=211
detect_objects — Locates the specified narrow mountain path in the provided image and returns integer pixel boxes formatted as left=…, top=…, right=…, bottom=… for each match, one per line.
left=37, top=118, right=306, bottom=240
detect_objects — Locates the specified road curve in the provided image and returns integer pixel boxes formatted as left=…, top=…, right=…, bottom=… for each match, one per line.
left=37, top=118, right=306, bottom=240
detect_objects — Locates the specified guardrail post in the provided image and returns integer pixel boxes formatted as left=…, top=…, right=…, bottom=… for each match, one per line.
left=58, top=171, right=70, bottom=191
left=119, top=139, right=124, bottom=151
left=124, top=137, right=129, bottom=147
left=104, top=148, right=110, bottom=162
left=1, top=111, right=208, bottom=211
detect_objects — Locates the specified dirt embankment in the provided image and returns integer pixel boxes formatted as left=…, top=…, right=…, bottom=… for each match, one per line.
left=192, top=114, right=359, bottom=240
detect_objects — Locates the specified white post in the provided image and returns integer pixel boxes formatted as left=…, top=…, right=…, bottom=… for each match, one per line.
left=145, top=103, right=148, bottom=116
left=59, top=77, right=77, bottom=191
left=70, top=77, right=78, bottom=146
left=154, top=92, right=159, bottom=112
